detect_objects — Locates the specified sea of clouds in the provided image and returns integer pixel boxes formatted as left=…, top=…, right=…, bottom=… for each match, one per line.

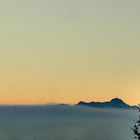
left=0, top=105, right=138, bottom=140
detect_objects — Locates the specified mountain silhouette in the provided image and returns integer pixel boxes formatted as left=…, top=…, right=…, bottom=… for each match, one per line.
left=76, top=98, right=137, bottom=109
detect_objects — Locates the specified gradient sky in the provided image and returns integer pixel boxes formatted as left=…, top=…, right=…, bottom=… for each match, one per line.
left=0, top=0, right=140, bottom=105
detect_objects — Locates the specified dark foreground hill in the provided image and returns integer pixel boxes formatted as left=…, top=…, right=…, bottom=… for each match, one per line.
left=76, top=98, right=137, bottom=109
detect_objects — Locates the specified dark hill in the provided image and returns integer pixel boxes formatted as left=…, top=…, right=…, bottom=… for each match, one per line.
left=76, top=98, right=137, bottom=109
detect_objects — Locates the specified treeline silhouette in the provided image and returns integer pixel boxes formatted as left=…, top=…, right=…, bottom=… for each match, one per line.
left=132, top=105, right=140, bottom=140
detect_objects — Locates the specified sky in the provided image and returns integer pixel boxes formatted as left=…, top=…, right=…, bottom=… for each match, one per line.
left=0, top=0, right=140, bottom=105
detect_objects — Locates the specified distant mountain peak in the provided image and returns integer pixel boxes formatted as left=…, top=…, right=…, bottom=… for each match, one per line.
left=110, top=98, right=125, bottom=104
left=76, top=98, right=137, bottom=109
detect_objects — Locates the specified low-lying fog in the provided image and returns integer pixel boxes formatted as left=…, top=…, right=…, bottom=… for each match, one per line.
left=0, top=106, right=138, bottom=140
